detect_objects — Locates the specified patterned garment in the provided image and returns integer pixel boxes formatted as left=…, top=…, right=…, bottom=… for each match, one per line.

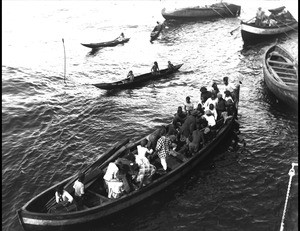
left=136, top=164, right=156, bottom=183
left=155, top=136, right=172, bottom=159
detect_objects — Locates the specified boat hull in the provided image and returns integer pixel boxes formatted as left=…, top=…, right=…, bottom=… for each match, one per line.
left=262, top=44, right=298, bottom=108
left=81, top=38, right=130, bottom=49
left=18, top=87, right=240, bottom=231
left=241, top=22, right=298, bottom=44
left=161, top=3, right=241, bottom=20
left=93, top=64, right=183, bottom=90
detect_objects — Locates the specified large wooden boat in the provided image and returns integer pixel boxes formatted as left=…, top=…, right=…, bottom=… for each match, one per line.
left=92, top=63, right=183, bottom=90
left=241, top=7, right=298, bottom=44
left=81, top=38, right=130, bottom=49
left=17, top=86, right=240, bottom=231
left=161, top=2, right=241, bottom=20
left=262, top=44, right=298, bottom=108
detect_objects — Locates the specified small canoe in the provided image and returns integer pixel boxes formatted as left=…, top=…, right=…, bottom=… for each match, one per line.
left=262, top=44, right=298, bottom=108
left=93, top=63, right=183, bottom=90
left=161, top=2, right=241, bottom=20
left=150, top=24, right=163, bottom=42
left=81, top=38, right=130, bottom=49
left=17, top=86, right=240, bottom=231
left=241, top=7, right=298, bottom=44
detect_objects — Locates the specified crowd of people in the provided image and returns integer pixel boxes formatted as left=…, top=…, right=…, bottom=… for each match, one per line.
left=54, top=77, right=238, bottom=207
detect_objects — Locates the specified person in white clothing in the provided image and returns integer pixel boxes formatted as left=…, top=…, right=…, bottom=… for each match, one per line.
left=184, top=96, right=194, bottom=115
left=203, top=92, right=218, bottom=110
left=136, top=139, right=153, bottom=166
left=73, top=173, right=85, bottom=207
left=55, top=185, right=73, bottom=204
left=202, top=110, right=216, bottom=127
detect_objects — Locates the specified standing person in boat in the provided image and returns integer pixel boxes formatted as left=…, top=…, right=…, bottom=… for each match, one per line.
left=103, top=160, right=125, bottom=199
left=136, top=139, right=153, bottom=166
left=172, top=106, right=187, bottom=128
left=151, top=61, right=160, bottom=75
left=200, top=86, right=212, bottom=105
left=255, top=7, right=263, bottom=26
left=167, top=61, right=175, bottom=71
left=184, top=96, right=194, bottom=115
left=187, top=123, right=204, bottom=154
left=73, top=173, right=85, bottom=207
left=153, top=21, right=162, bottom=32
left=222, top=77, right=235, bottom=98
left=55, top=185, right=73, bottom=204
left=155, top=129, right=173, bottom=171
left=127, top=70, right=135, bottom=82
left=216, top=92, right=226, bottom=120
left=116, top=32, right=125, bottom=41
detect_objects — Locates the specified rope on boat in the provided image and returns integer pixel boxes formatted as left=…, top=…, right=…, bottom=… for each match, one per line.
left=279, top=162, right=298, bottom=231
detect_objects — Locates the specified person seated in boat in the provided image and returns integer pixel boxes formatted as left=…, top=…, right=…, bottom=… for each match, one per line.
left=55, top=185, right=74, bottom=204
left=153, top=21, right=162, bottom=32
left=151, top=61, right=160, bottom=75
left=222, top=77, right=235, bottom=94
left=167, top=61, right=175, bottom=71
left=172, top=106, right=187, bottom=129
left=187, top=123, right=204, bottom=155
left=207, top=103, right=218, bottom=120
left=216, top=92, right=226, bottom=120
left=202, top=109, right=216, bottom=128
left=260, top=11, right=269, bottom=26
left=268, top=18, right=277, bottom=26
left=103, top=160, right=125, bottom=199
left=127, top=70, right=134, bottom=82
left=73, top=173, right=85, bottom=206
left=116, top=32, right=125, bottom=41
left=179, top=110, right=197, bottom=144
left=184, top=96, right=194, bottom=115
left=135, top=157, right=156, bottom=188
left=203, top=92, right=218, bottom=111
left=200, top=86, right=212, bottom=105
left=195, top=103, right=205, bottom=117
left=208, top=82, right=220, bottom=94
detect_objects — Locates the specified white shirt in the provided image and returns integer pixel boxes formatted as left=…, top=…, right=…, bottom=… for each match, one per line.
left=103, top=162, right=119, bottom=182
left=204, top=98, right=218, bottom=110
left=73, top=180, right=84, bottom=197
left=203, top=114, right=216, bottom=127
left=55, top=190, right=74, bottom=203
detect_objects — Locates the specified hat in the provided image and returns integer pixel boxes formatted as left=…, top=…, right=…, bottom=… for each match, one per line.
left=200, top=87, right=207, bottom=93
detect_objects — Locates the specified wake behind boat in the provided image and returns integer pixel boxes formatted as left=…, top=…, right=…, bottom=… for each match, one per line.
left=161, top=2, right=241, bottom=20
left=81, top=37, right=130, bottom=49
left=17, top=84, right=240, bottom=231
left=93, top=63, right=183, bottom=90
left=241, top=6, right=298, bottom=44
left=262, top=44, right=298, bottom=109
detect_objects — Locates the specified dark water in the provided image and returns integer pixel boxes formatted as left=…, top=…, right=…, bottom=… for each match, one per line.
left=2, top=1, right=298, bottom=231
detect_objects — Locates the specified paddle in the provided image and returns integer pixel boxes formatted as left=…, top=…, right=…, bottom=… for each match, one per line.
left=230, top=17, right=255, bottom=35
left=211, top=7, right=225, bottom=19
left=62, top=38, right=66, bottom=84
left=221, top=2, right=234, bottom=17
left=273, top=16, right=298, bottom=32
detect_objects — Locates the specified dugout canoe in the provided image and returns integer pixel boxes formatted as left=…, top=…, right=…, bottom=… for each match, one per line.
left=262, top=44, right=298, bottom=108
left=81, top=38, right=130, bottom=49
left=17, top=86, right=240, bottom=231
left=241, top=7, right=298, bottom=44
left=150, top=23, right=163, bottom=42
left=92, top=63, right=183, bottom=90
left=161, top=2, right=241, bottom=20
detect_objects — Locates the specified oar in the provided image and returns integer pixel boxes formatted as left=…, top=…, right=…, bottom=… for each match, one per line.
left=273, top=17, right=298, bottom=32
left=230, top=17, right=255, bottom=35
left=211, top=7, right=225, bottom=19
left=62, top=38, right=66, bottom=84
left=221, top=2, right=234, bottom=17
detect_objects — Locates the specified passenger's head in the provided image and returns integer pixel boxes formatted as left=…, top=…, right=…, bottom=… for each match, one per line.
left=121, top=32, right=124, bottom=36
left=209, top=104, right=214, bottom=110
left=168, top=61, right=171, bottom=64
left=200, top=86, right=207, bottom=93
left=56, top=185, right=64, bottom=194
left=217, top=93, right=223, bottom=99
left=78, top=173, right=85, bottom=182
left=186, top=96, right=191, bottom=102
left=212, top=82, right=218, bottom=89
left=224, top=90, right=231, bottom=97
left=140, top=139, right=147, bottom=147
left=178, top=106, right=183, bottom=113
left=223, top=77, right=229, bottom=85
left=258, top=7, right=262, bottom=10
left=154, top=61, right=158, bottom=66
left=211, top=92, right=216, bottom=99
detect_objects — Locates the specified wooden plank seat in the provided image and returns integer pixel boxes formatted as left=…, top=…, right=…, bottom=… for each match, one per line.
left=86, top=189, right=110, bottom=203
left=274, top=70, right=297, bottom=76
left=268, top=60, right=295, bottom=66
left=279, top=77, right=298, bottom=82
left=271, top=65, right=296, bottom=71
